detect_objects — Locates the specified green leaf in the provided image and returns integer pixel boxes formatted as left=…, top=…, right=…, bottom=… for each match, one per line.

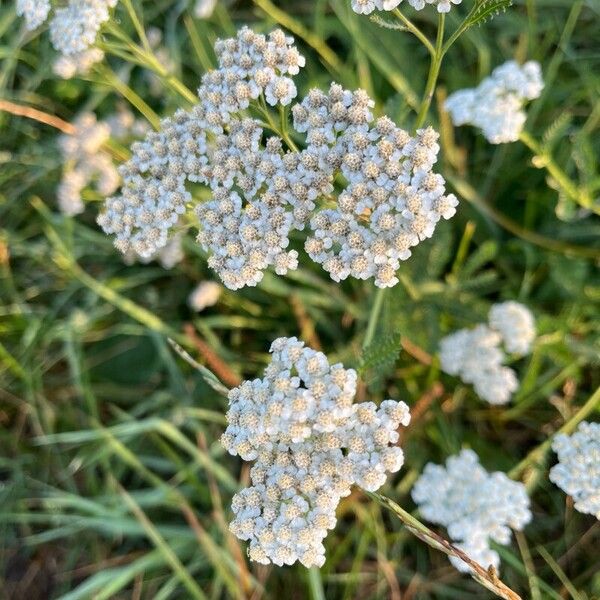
left=466, top=0, right=513, bottom=28
left=460, top=240, right=498, bottom=278
left=359, top=330, right=402, bottom=378
left=542, top=112, right=572, bottom=152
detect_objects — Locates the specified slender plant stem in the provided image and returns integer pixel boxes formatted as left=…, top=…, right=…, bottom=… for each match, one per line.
left=414, top=13, right=445, bottom=130
left=519, top=130, right=596, bottom=215
left=307, top=567, right=326, bottom=600
left=392, top=9, right=434, bottom=56
left=363, top=287, right=386, bottom=350
left=363, top=14, right=446, bottom=349
left=508, top=385, right=600, bottom=482
left=122, top=0, right=152, bottom=53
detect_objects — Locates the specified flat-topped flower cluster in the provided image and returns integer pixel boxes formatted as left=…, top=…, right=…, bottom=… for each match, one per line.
left=17, top=0, right=117, bottom=78
left=351, top=0, right=462, bottom=15
left=221, top=337, right=411, bottom=567
left=550, top=422, right=600, bottom=519
left=439, top=301, right=535, bottom=405
left=58, top=113, right=119, bottom=217
left=445, top=61, right=544, bottom=143
left=412, top=449, right=531, bottom=572
left=98, top=27, right=458, bottom=290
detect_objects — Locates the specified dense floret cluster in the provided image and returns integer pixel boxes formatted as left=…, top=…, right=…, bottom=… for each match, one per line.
left=16, top=0, right=51, bottom=30
left=351, top=0, right=462, bottom=14
left=222, top=337, right=411, bottom=567
left=550, top=422, right=600, bottom=518
left=58, top=113, right=118, bottom=216
left=296, top=87, right=458, bottom=286
left=412, top=449, right=532, bottom=572
left=16, top=0, right=117, bottom=78
left=439, top=301, right=535, bottom=404
left=445, top=61, right=544, bottom=143
left=488, top=301, right=536, bottom=355
left=99, top=27, right=458, bottom=289
left=53, top=48, right=105, bottom=79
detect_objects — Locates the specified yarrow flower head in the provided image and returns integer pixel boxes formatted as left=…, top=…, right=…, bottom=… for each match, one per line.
left=445, top=60, right=544, bottom=143
left=439, top=301, right=535, bottom=405
left=550, top=422, right=600, bottom=519
left=412, top=449, right=531, bottom=573
left=488, top=301, right=535, bottom=355
left=16, top=0, right=117, bottom=78
left=53, top=48, right=105, bottom=79
left=296, top=87, right=458, bottom=287
left=99, top=27, right=459, bottom=290
left=350, top=0, right=462, bottom=14
left=16, top=0, right=51, bottom=30
left=222, top=337, right=411, bottom=567
left=58, top=113, right=118, bottom=216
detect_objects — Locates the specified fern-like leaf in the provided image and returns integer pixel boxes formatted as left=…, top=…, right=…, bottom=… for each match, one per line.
left=359, top=331, right=402, bottom=378
left=369, top=14, right=409, bottom=31
left=466, top=0, right=513, bottom=27
left=542, top=112, right=572, bottom=152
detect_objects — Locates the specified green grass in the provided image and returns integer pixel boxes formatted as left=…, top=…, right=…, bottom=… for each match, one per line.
left=1, top=0, right=599, bottom=598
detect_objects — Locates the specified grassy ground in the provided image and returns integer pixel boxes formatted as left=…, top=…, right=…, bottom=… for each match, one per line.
left=1, top=0, right=599, bottom=598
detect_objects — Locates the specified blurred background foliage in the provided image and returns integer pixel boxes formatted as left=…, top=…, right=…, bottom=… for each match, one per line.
left=1, top=0, right=599, bottom=598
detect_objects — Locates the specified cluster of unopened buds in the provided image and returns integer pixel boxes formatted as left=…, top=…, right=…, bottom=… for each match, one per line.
left=445, top=60, right=544, bottom=143
left=98, top=27, right=459, bottom=290
left=412, top=449, right=532, bottom=572
left=221, top=337, right=411, bottom=567
left=16, top=0, right=117, bottom=78
left=439, top=301, right=535, bottom=405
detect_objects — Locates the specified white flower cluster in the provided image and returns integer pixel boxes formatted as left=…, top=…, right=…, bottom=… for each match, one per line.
left=550, top=422, right=600, bottom=519
left=100, top=27, right=458, bottom=289
left=123, top=232, right=185, bottom=270
left=50, top=0, right=118, bottom=56
left=351, top=0, right=462, bottom=15
left=296, top=86, right=458, bottom=287
left=439, top=301, right=535, bottom=405
left=16, top=0, right=117, bottom=78
left=488, top=301, right=536, bottom=355
left=99, top=28, right=307, bottom=285
left=188, top=281, right=222, bottom=311
left=58, top=113, right=118, bottom=216
left=16, top=0, right=51, bottom=31
left=53, top=48, right=105, bottom=80
left=445, top=60, right=544, bottom=143
left=412, top=449, right=531, bottom=573
left=222, top=337, right=411, bottom=567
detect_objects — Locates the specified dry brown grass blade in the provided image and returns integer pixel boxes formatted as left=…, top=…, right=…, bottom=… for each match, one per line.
left=368, top=492, right=523, bottom=600
left=0, top=99, right=76, bottom=134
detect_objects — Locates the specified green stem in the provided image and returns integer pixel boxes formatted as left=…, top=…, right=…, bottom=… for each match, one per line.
left=392, top=9, right=434, bottom=56
left=519, top=130, right=597, bottom=215
left=363, top=287, right=386, bottom=350
left=96, top=65, right=161, bottom=129
left=509, top=385, right=600, bottom=483
left=414, top=13, right=445, bottom=130
left=306, top=567, right=326, bottom=600
left=122, top=0, right=152, bottom=53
